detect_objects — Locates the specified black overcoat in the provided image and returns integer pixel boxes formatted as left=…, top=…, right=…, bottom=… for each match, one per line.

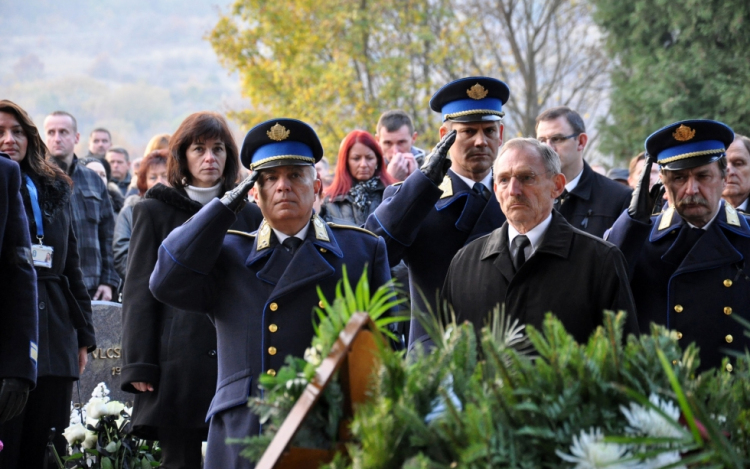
left=20, top=171, right=95, bottom=379
left=443, top=211, right=638, bottom=344
left=606, top=201, right=750, bottom=372
left=556, top=161, right=632, bottom=237
left=120, top=184, right=262, bottom=438
left=0, top=156, right=38, bottom=385
left=365, top=169, right=506, bottom=348
left=149, top=200, right=392, bottom=469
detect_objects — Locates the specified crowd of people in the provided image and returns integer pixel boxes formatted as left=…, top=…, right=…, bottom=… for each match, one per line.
left=0, top=72, right=749, bottom=469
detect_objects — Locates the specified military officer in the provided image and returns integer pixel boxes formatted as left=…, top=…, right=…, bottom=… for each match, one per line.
left=607, top=119, right=750, bottom=373
left=149, top=119, right=392, bottom=469
left=365, top=76, right=509, bottom=350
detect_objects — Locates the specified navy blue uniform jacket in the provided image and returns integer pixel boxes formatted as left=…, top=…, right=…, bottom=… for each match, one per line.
left=365, top=169, right=506, bottom=348
left=149, top=199, right=391, bottom=467
left=0, top=156, right=38, bottom=385
left=606, top=201, right=750, bottom=372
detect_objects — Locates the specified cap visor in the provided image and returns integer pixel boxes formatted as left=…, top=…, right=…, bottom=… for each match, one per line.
left=447, top=114, right=502, bottom=123
left=254, top=159, right=315, bottom=171
left=660, top=154, right=723, bottom=171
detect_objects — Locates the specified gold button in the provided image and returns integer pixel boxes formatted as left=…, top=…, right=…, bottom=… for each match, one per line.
left=674, top=305, right=683, bottom=313
left=726, top=335, right=733, bottom=344
left=269, top=302, right=278, bottom=311
left=269, top=324, right=278, bottom=333
left=676, top=332, right=683, bottom=340
left=267, top=369, right=276, bottom=377
left=268, top=346, right=277, bottom=355
left=724, top=307, right=732, bottom=315
left=672, top=360, right=678, bottom=365
left=724, top=279, right=733, bottom=287
left=318, top=300, right=325, bottom=308
left=320, top=248, right=327, bottom=253
left=726, top=363, right=733, bottom=372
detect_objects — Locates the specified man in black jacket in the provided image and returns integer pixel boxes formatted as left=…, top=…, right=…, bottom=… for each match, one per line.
left=536, top=106, right=632, bottom=237
left=443, top=138, right=638, bottom=343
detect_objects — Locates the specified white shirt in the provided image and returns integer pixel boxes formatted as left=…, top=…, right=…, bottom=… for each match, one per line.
left=565, top=169, right=583, bottom=192
left=738, top=198, right=749, bottom=212
left=453, top=171, right=493, bottom=193
left=508, top=213, right=553, bottom=260
left=272, top=222, right=310, bottom=245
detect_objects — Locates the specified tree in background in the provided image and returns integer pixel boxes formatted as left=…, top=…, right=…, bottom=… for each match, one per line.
left=210, top=0, right=611, bottom=159
left=592, top=0, right=750, bottom=163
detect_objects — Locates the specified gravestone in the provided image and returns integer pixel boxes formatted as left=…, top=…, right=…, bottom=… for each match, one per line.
left=76, top=301, right=131, bottom=406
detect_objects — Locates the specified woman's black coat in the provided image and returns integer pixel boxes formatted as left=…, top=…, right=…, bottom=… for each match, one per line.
left=20, top=171, right=95, bottom=379
left=120, top=184, right=262, bottom=438
left=320, top=178, right=386, bottom=226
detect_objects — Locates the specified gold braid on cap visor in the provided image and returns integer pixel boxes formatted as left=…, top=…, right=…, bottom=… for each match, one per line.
left=249, top=155, right=315, bottom=170
left=444, top=109, right=505, bottom=119
left=658, top=148, right=726, bottom=165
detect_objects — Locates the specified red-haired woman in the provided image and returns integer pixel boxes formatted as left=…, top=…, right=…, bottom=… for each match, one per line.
left=320, top=130, right=397, bottom=226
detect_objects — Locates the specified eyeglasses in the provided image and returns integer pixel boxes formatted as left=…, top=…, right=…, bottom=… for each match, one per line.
left=537, top=133, right=579, bottom=145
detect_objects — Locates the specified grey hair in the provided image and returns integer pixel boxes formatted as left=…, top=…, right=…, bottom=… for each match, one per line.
left=494, top=137, right=561, bottom=177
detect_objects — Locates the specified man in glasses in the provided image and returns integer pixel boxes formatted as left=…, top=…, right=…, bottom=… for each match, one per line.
left=443, top=138, right=637, bottom=343
left=535, top=106, right=632, bottom=237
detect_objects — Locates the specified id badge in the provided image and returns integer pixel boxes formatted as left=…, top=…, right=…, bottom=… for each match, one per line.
left=31, top=244, right=54, bottom=268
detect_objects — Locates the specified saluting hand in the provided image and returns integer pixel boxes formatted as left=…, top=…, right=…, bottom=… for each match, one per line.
left=221, top=170, right=260, bottom=214
left=628, top=153, right=662, bottom=222
left=420, top=130, right=457, bottom=185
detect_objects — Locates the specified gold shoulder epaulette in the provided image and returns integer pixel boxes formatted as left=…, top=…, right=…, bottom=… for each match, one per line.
left=391, top=181, right=404, bottom=187
left=226, top=229, right=256, bottom=239
left=327, top=223, right=378, bottom=238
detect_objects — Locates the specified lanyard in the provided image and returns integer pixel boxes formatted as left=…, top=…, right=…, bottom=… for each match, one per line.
left=24, top=175, right=44, bottom=242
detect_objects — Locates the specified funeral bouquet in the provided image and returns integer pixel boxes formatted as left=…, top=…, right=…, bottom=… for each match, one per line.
left=53, top=382, right=160, bottom=469
left=243, top=273, right=750, bottom=468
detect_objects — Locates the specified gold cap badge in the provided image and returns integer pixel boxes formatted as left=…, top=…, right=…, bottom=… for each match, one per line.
left=672, top=124, right=696, bottom=142
left=467, top=83, right=488, bottom=100
left=267, top=123, right=290, bottom=141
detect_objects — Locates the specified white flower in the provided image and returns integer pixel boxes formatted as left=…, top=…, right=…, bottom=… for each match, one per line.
left=202, top=441, right=208, bottom=458
left=85, top=398, right=109, bottom=419
left=304, top=345, right=323, bottom=366
left=556, top=427, right=637, bottom=469
left=285, top=377, right=308, bottom=390
left=642, top=451, right=685, bottom=469
left=103, top=401, right=126, bottom=417
left=62, top=423, right=86, bottom=445
left=91, top=382, right=110, bottom=401
left=81, top=430, right=98, bottom=449
left=620, top=394, right=685, bottom=439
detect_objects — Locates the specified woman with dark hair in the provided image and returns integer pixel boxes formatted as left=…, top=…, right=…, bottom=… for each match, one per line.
left=112, top=149, right=169, bottom=280
left=0, top=100, right=95, bottom=468
left=121, top=112, right=262, bottom=468
left=320, top=129, right=397, bottom=225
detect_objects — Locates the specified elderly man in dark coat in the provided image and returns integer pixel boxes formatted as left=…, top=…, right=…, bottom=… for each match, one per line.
left=0, top=153, right=37, bottom=423
left=365, top=77, right=509, bottom=350
left=606, top=119, right=750, bottom=373
left=149, top=119, right=392, bottom=469
left=443, top=138, right=638, bottom=343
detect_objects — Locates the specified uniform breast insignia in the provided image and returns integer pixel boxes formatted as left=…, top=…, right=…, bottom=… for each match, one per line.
left=726, top=203, right=741, bottom=227
left=227, top=230, right=256, bottom=239
left=658, top=206, right=675, bottom=230
left=672, top=124, right=696, bottom=142
left=312, top=214, right=330, bottom=241
left=327, top=223, right=378, bottom=238
left=467, top=83, right=489, bottom=100
left=266, top=123, right=290, bottom=141
left=438, top=174, right=454, bottom=199
left=257, top=222, right=272, bottom=250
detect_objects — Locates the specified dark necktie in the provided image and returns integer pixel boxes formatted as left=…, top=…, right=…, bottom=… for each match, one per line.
left=512, top=235, right=531, bottom=272
left=282, top=236, right=303, bottom=255
left=473, top=182, right=490, bottom=201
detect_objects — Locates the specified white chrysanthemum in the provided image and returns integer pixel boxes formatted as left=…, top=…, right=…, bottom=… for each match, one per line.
left=556, top=427, right=637, bottom=469
left=85, top=397, right=109, bottom=419
left=642, top=451, right=685, bottom=469
left=91, top=382, right=110, bottom=401
left=620, top=394, right=684, bottom=439
left=62, top=423, right=86, bottom=445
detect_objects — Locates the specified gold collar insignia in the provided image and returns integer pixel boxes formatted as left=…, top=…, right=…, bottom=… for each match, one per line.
left=467, top=83, right=489, bottom=100
left=672, top=124, right=696, bottom=142
left=267, top=123, right=290, bottom=141
left=256, top=221, right=272, bottom=250
left=726, top=203, right=741, bottom=227
left=658, top=206, right=675, bottom=230
left=439, top=174, right=453, bottom=199
left=312, top=214, right=330, bottom=241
